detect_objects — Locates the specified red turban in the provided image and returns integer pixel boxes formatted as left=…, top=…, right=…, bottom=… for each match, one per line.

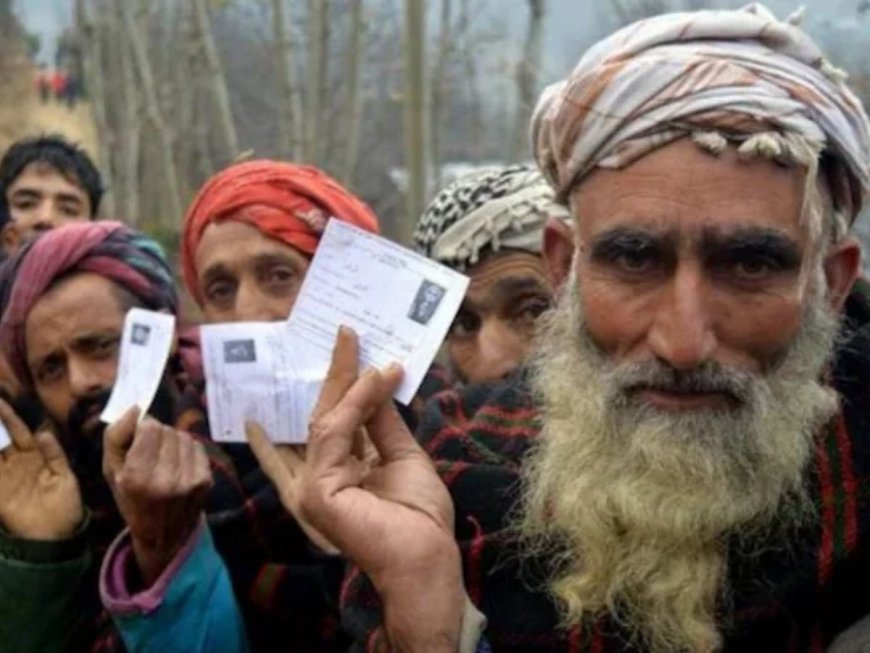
left=181, top=160, right=379, bottom=305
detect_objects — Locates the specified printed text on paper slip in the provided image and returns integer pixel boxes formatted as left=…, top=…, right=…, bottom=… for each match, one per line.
left=203, top=219, right=469, bottom=444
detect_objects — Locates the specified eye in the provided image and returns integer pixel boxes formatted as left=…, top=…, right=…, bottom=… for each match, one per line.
left=515, top=296, right=551, bottom=322
left=36, top=357, right=65, bottom=384
left=11, top=199, right=36, bottom=211
left=92, top=336, right=120, bottom=358
left=731, top=258, right=776, bottom=280
left=450, top=310, right=481, bottom=338
left=613, top=249, right=658, bottom=274
left=60, top=204, right=82, bottom=218
left=265, top=266, right=296, bottom=284
left=205, top=279, right=236, bottom=304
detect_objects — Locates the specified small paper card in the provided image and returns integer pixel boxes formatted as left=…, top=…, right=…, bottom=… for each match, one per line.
left=100, top=308, right=176, bottom=424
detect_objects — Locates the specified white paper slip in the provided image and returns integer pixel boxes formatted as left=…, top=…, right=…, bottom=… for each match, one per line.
left=0, top=421, right=10, bottom=451
left=202, top=321, right=327, bottom=444
left=100, top=308, right=176, bottom=424
left=287, top=219, right=469, bottom=404
left=204, top=219, right=469, bottom=444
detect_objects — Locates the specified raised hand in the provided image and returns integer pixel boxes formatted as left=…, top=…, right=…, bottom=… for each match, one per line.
left=0, top=399, right=83, bottom=540
left=103, top=410, right=213, bottom=586
left=298, top=328, right=464, bottom=651
left=245, top=422, right=341, bottom=554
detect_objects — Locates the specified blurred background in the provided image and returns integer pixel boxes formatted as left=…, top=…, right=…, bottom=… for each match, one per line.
left=3, top=0, right=869, bottom=266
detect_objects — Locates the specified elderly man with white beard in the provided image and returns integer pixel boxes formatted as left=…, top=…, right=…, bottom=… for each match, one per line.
left=235, top=4, right=870, bottom=653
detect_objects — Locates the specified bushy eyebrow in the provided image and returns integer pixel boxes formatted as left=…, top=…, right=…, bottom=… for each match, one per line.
left=700, top=227, right=802, bottom=269
left=589, top=227, right=676, bottom=260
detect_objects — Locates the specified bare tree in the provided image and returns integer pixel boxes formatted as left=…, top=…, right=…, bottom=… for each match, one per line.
left=402, top=0, right=429, bottom=242
left=341, top=0, right=365, bottom=183
left=509, top=0, right=545, bottom=161
left=192, top=0, right=239, bottom=163
left=431, top=0, right=452, bottom=181
left=457, top=0, right=484, bottom=161
left=74, top=0, right=115, bottom=217
left=112, top=0, right=141, bottom=225
left=271, top=0, right=303, bottom=160
left=119, top=0, right=182, bottom=226
left=303, top=0, right=329, bottom=164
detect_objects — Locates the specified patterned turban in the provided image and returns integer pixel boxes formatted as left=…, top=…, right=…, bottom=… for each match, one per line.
left=181, top=160, right=379, bottom=304
left=413, top=164, right=570, bottom=271
left=531, top=3, right=870, bottom=220
left=0, top=221, right=176, bottom=384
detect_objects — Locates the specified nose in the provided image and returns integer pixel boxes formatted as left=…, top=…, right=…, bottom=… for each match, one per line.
left=68, top=356, right=109, bottom=399
left=34, top=198, right=59, bottom=225
left=646, top=262, right=718, bottom=370
left=234, top=280, right=288, bottom=322
left=473, top=319, right=525, bottom=383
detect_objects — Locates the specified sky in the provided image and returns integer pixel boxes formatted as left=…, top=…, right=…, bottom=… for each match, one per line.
left=12, top=0, right=869, bottom=73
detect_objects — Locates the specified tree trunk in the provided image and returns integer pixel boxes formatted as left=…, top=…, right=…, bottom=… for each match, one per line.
left=458, top=0, right=484, bottom=161
left=271, top=0, right=303, bottom=160
left=431, top=0, right=452, bottom=186
left=340, top=0, right=365, bottom=184
left=402, top=0, right=429, bottom=243
left=172, top=2, right=197, bottom=198
left=114, top=0, right=141, bottom=225
left=75, top=0, right=115, bottom=217
left=509, top=0, right=545, bottom=161
left=119, top=0, right=182, bottom=227
left=303, top=0, right=329, bottom=164
left=192, top=0, right=239, bottom=163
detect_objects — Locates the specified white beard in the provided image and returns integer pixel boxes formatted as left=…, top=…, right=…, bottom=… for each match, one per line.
left=516, top=274, right=841, bottom=652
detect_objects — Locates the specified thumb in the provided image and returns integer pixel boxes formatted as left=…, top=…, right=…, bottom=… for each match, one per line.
left=34, top=430, right=73, bottom=477
left=102, top=406, right=139, bottom=477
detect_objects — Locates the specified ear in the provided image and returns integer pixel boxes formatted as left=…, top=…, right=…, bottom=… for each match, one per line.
left=823, top=236, right=861, bottom=312
left=1, top=222, right=22, bottom=256
left=543, top=217, right=575, bottom=292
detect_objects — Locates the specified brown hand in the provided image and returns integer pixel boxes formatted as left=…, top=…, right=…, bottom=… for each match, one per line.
left=103, top=409, right=213, bottom=585
left=299, top=327, right=464, bottom=651
left=0, top=399, right=83, bottom=540
left=245, top=422, right=340, bottom=554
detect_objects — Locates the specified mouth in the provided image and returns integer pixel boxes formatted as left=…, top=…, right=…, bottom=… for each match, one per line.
left=81, top=403, right=105, bottom=434
left=631, top=387, right=739, bottom=412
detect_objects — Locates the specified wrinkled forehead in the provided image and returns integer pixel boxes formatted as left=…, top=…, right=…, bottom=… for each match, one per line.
left=465, top=251, right=551, bottom=306
left=24, top=273, right=128, bottom=357
left=568, top=138, right=810, bottom=245
left=194, top=219, right=309, bottom=276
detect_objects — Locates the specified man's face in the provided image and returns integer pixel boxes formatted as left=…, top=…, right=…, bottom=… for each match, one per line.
left=525, top=137, right=861, bottom=651
left=447, top=251, right=552, bottom=384
left=194, top=220, right=310, bottom=323
left=564, top=137, right=841, bottom=400
left=24, top=273, right=125, bottom=437
left=4, top=162, right=91, bottom=246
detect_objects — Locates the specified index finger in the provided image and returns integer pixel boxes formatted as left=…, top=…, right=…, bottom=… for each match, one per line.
left=0, top=398, right=36, bottom=451
left=310, top=326, right=360, bottom=422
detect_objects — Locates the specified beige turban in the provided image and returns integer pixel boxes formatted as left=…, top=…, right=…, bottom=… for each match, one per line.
left=531, top=3, right=870, bottom=220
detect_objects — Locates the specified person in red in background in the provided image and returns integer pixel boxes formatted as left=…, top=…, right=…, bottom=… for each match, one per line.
left=50, top=69, right=68, bottom=103
left=34, top=64, right=50, bottom=104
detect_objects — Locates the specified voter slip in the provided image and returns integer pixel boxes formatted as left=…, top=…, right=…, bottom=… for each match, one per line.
left=100, top=308, right=176, bottom=424
left=203, top=219, right=469, bottom=443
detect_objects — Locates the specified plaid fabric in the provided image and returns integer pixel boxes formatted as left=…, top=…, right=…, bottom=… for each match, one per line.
left=75, top=373, right=348, bottom=653
left=342, top=279, right=870, bottom=652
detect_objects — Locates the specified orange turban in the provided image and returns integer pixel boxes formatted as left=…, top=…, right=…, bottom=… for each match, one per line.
left=181, top=160, right=379, bottom=305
